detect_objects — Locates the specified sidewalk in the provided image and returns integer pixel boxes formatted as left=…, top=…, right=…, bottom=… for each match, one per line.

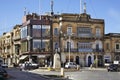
left=81, top=67, right=107, bottom=71
left=29, top=67, right=106, bottom=72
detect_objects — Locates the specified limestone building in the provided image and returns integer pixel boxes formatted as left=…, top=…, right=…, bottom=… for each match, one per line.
left=52, top=13, right=104, bottom=67
left=104, top=33, right=120, bottom=64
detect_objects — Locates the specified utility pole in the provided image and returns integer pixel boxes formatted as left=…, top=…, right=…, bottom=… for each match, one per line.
left=80, top=0, right=82, bottom=13
left=50, top=0, right=54, bottom=66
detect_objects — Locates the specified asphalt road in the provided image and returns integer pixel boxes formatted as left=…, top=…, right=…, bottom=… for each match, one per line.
left=5, top=67, right=120, bottom=80
left=28, top=68, right=120, bottom=80
left=6, top=68, right=51, bottom=80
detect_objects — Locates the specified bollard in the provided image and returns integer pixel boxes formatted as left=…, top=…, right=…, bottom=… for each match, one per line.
left=77, top=65, right=80, bottom=70
left=61, top=68, right=65, bottom=77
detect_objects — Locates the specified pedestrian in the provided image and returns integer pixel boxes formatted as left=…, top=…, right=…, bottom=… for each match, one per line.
left=20, top=64, right=25, bottom=71
left=90, top=64, right=93, bottom=69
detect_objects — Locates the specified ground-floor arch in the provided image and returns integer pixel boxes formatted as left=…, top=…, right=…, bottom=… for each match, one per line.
left=86, top=53, right=94, bottom=67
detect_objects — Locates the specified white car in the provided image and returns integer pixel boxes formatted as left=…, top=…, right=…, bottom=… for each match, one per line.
left=65, top=62, right=77, bottom=68
left=1, top=63, right=8, bottom=68
left=19, top=61, right=39, bottom=70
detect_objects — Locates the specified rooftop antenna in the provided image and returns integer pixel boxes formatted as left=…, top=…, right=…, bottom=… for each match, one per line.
left=83, top=2, right=86, bottom=13
left=51, top=0, right=54, bottom=16
left=24, top=7, right=27, bottom=16
left=39, top=0, right=41, bottom=20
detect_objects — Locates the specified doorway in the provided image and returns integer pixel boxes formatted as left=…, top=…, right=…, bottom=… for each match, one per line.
left=76, top=56, right=80, bottom=65
left=88, top=56, right=92, bottom=67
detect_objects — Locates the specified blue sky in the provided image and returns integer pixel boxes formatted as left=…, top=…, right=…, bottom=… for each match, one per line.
left=0, top=0, right=120, bottom=35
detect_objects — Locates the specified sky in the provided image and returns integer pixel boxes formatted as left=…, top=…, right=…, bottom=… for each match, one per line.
left=0, top=0, right=120, bottom=35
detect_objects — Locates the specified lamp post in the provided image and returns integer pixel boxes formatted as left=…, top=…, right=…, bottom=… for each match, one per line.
left=68, top=35, right=71, bottom=62
left=68, top=33, right=74, bottom=62
left=95, top=44, right=99, bottom=68
left=59, top=17, right=63, bottom=65
left=27, top=35, right=32, bottom=62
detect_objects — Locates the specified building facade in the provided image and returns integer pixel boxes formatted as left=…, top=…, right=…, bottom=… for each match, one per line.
left=20, top=13, right=52, bottom=67
left=0, top=32, right=13, bottom=66
left=1, top=12, right=120, bottom=67
left=52, top=13, right=104, bottom=67
left=12, top=25, right=21, bottom=64
left=104, top=33, right=120, bottom=64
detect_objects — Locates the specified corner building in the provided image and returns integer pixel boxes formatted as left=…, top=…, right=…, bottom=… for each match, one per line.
left=20, top=13, right=52, bottom=67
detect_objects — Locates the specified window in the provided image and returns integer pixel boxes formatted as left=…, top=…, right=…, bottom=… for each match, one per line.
left=55, top=42, right=59, bottom=49
left=67, top=42, right=71, bottom=51
left=116, top=44, right=119, bottom=50
left=77, top=27, right=92, bottom=37
left=106, top=43, right=109, bottom=50
left=54, top=28, right=58, bottom=35
left=21, top=41, right=27, bottom=52
left=21, top=26, right=27, bottom=38
left=32, top=25, right=50, bottom=37
left=96, top=44, right=99, bottom=51
left=67, top=27, right=72, bottom=35
left=32, top=25, right=41, bottom=37
left=96, top=28, right=101, bottom=37
left=78, top=42, right=92, bottom=52
left=33, top=25, right=41, bottom=29
left=33, top=39, right=48, bottom=50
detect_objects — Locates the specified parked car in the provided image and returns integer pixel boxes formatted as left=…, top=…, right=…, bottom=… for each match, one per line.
left=65, top=62, right=77, bottom=69
left=0, top=68, right=8, bottom=79
left=1, top=63, right=8, bottom=68
left=26, top=62, right=39, bottom=69
left=19, top=61, right=39, bottom=70
left=107, top=64, right=120, bottom=72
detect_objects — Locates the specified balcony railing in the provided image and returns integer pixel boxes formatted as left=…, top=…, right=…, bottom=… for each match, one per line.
left=63, top=48, right=104, bottom=53
left=64, top=48, right=78, bottom=52
left=114, top=49, right=120, bottom=52
left=93, top=49, right=104, bottom=52
left=60, top=33, right=103, bottom=39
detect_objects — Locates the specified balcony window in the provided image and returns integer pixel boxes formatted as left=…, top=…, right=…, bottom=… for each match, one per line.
left=77, top=27, right=92, bottom=37
left=21, top=26, right=27, bottom=38
left=78, top=42, right=92, bottom=52
left=32, top=25, right=50, bottom=37
left=33, top=39, right=49, bottom=51
left=21, top=41, right=27, bottom=52
left=32, top=25, right=41, bottom=37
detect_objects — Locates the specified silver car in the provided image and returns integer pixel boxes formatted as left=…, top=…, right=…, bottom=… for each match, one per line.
left=65, top=62, right=77, bottom=68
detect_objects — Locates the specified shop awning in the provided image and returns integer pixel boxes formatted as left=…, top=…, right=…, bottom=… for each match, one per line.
left=19, top=55, right=28, bottom=60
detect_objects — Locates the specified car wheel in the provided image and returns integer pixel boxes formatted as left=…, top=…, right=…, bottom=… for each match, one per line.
left=68, top=66, right=70, bottom=68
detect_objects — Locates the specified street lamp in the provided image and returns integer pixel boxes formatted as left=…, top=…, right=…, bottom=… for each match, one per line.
left=68, top=33, right=74, bottom=62
left=27, top=35, right=32, bottom=62
left=68, top=35, right=71, bottom=62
